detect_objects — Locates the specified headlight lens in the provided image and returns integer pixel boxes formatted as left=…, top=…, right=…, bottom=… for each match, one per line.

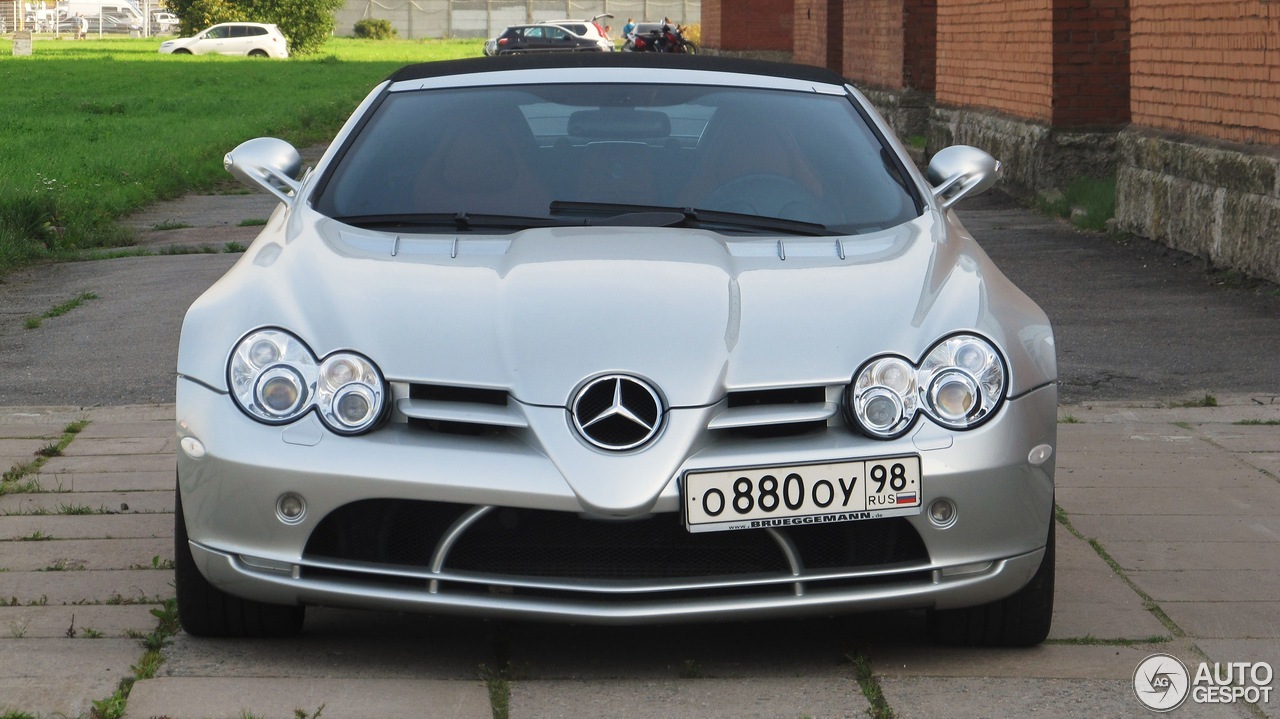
left=919, top=335, right=1005, bottom=429
left=848, top=334, right=1006, bottom=438
left=228, top=329, right=386, bottom=434
left=849, top=357, right=917, bottom=439
left=315, top=353, right=385, bottom=434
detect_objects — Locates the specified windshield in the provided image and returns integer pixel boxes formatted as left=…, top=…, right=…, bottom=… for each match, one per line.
left=313, top=83, right=921, bottom=235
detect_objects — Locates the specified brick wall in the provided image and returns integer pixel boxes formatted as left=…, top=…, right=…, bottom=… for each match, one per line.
left=843, top=0, right=907, bottom=89
left=792, top=0, right=828, bottom=68
left=1052, top=0, right=1130, bottom=125
left=702, top=0, right=793, bottom=52
left=793, top=0, right=845, bottom=71
left=904, top=0, right=937, bottom=90
left=1130, top=0, right=1280, bottom=145
left=936, top=0, right=1056, bottom=121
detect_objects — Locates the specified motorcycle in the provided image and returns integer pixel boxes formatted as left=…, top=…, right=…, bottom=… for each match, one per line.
left=623, top=24, right=697, bottom=54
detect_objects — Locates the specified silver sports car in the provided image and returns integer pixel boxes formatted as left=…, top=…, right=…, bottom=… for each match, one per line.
left=176, top=54, right=1058, bottom=645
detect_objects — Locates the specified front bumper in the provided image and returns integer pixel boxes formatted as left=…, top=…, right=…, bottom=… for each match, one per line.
left=177, top=378, right=1056, bottom=622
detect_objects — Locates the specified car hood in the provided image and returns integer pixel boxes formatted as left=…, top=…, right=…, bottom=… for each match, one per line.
left=178, top=205, right=1055, bottom=408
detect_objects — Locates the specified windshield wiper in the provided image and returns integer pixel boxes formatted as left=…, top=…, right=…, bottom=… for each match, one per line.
left=332, top=212, right=580, bottom=232
left=549, top=201, right=837, bottom=237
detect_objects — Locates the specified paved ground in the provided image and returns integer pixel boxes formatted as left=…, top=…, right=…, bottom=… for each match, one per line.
left=0, top=186, right=1277, bottom=717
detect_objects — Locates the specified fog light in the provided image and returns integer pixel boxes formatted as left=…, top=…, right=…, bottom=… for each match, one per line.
left=276, top=493, right=306, bottom=524
left=928, top=498, right=957, bottom=528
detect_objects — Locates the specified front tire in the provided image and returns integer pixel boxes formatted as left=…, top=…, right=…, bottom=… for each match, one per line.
left=175, top=478, right=305, bottom=637
left=927, top=521, right=1055, bottom=647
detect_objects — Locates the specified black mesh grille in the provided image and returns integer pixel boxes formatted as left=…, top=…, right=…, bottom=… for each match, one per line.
left=303, top=500, right=929, bottom=582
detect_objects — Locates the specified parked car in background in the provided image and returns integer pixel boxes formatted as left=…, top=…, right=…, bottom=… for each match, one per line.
left=488, top=23, right=611, bottom=55
left=152, top=11, right=179, bottom=33
left=57, top=14, right=138, bottom=34
left=538, top=13, right=613, bottom=43
left=485, top=13, right=614, bottom=56
left=177, top=54, right=1057, bottom=647
left=159, top=22, right=288, bottom=58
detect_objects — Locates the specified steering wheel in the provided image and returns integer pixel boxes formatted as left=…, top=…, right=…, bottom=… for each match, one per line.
left=699, top=174, right=825, bottom=224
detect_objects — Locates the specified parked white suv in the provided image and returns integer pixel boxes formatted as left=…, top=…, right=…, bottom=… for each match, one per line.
left=159, top=22, right=289, bottom=58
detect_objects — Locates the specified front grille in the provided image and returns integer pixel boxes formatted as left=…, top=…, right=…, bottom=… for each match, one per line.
left=303, top=500, right=929, bottom=586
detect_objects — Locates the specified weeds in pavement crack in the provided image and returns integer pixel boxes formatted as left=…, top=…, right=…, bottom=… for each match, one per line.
left=847, top=649, right=895, bottom=719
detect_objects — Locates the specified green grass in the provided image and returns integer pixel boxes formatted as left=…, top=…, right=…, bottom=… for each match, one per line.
left=23, top=291, right=100, bottom=329
left=1235, top=419, right=1280, bottom=425
left=1038, top=176, right=1117, bottom=232
left=1172, top=393, right=1218, bottom=408
left=0, top=37, right=484, bottom=277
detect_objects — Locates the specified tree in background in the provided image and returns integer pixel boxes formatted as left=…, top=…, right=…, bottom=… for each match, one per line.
left=167, top=0, right=344, bottom=55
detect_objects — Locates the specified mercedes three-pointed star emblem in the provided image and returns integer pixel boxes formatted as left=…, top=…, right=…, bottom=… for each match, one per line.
left=571, top=374, right=664, bottom=451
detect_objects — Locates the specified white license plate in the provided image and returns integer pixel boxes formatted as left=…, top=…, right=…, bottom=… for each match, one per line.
left=682, top=456, right=922, bottom=533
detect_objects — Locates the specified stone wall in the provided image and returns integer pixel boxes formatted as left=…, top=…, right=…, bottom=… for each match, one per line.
left=1117, top=130, right=1280, bottom=283
left=926, top=105, right=1119, bottom=195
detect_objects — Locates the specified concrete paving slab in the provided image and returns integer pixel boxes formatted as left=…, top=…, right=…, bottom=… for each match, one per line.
left=1103, top=541, right=1278, bottom=572
left=0, top=605, right=160, bottom=638
left=0, top=537, right=171, bottom=572
left=76, top=420, right=175, bottom=439
left=2, top=637, right=158, bottom=676
left=1070, top=514, right=1280, bottom=543
left=125, top=677, right=493, bottom=719
left=1199, top=425, right=1280, bottom=453
left=1129, top=570, right=1280, bottom=603
left=0, top=489, right=173, bottom=515
left=1057, top=484, right=1280, bottom=516
left=508, top=677, right=868, bottom=719
left=58, top=436, right=175, bottom=456
left=83, top=404, right=177, bottom=422
left=1, top=569, right=172, bottom=604
left=39, top=452, right=175, bottom=474
left=0, top=406, right=91, bottom=428
left=0, top=677, right=126, bottom=718
left=879, top=676, right=1248, bottom=719
left=0, top=425, right=62, bottom=439
left=1195, top=639, right=1280, bottom=719
left=1164, top=602, right=1280, bottom=639
left=35, top=469, right=174, bottom=492
left=1055, top=454, right=1265, bottom=487
left=0, top=513, right=171, bottom=540
left=0, top=438, right=52, bottom=464
left=868, top=643, right=1158, bottom=680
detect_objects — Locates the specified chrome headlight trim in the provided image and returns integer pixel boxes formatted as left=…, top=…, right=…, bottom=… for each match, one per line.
left=229, top=329, right=318, bottom=425
left=228, top=329, right=387, bottom=435
left=316, top=352, right=386, bottom=435
left=918, top=334, right=1006, bottom=430
left=846, top=333, right=1007, bottom=439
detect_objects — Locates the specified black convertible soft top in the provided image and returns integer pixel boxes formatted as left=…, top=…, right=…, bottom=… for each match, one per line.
left=386, top=53, right=848, bottom=87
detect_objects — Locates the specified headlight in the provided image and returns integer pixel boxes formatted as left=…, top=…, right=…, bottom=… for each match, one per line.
left=847, top=334, right=1006, bottom=438
left=228, top=329, right=387, bottom=434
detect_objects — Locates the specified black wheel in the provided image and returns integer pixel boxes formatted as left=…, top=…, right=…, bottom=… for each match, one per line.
left=927, top=521, right=1055, bottom=647
left=172, top=48, right=191, bottom=54
left=175, top=477, right=305, bottom=637
left=681, top=40, right=697, bottom=54
left=247, top=49, right=268, bottom=57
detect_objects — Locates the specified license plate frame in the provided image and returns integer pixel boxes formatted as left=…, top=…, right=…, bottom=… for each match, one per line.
left=682, top=455, right=922, bottom=533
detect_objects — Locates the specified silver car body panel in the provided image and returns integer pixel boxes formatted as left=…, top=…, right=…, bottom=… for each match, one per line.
left=177, top=62, right=1057, bottom=622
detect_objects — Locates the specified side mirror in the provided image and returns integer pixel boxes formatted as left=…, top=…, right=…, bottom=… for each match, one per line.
left=224, top=137, right=302, bottom=206
left=926, top=145, right=1002, bottom=209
